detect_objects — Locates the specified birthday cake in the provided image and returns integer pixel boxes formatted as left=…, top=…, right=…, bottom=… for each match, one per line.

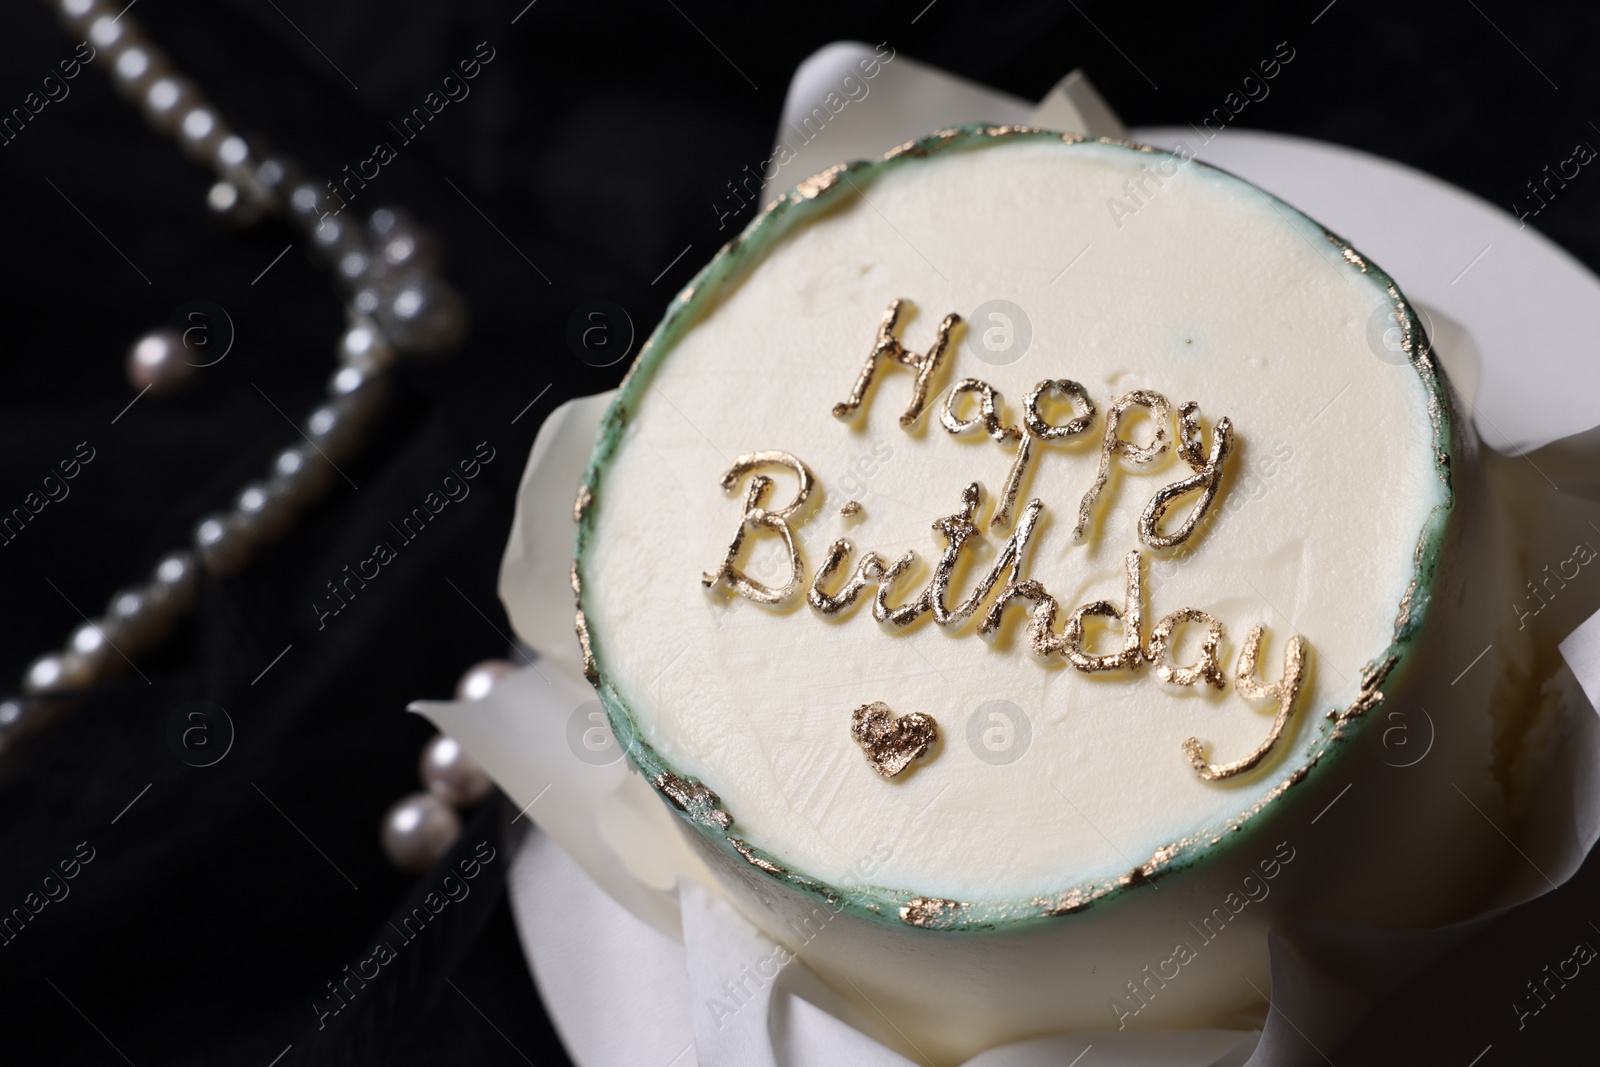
left=569, top=126, right=1527, bottom=1059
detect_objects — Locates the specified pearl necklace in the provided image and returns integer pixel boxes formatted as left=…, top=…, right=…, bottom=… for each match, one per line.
left=2, top=0, right=470, bottom=759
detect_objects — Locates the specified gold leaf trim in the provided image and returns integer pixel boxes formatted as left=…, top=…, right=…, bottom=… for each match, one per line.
left=652, top=771, right=734, bottom=831
left=574, top=610, right=598, bottom=687
left=900, top=896, right=963, bottom=929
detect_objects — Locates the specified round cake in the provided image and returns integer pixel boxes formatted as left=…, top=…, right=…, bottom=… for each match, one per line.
left=570, top=126, right=1524, bottom=1059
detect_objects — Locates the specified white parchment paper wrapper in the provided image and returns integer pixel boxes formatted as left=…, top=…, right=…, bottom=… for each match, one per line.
left=414, top=390, right=1600, bottom=1067
left=411, top=45, right=1600, bottom=1067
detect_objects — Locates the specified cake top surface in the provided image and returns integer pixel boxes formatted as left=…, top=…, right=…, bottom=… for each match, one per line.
left=575, top=127, right=1452, bottom=928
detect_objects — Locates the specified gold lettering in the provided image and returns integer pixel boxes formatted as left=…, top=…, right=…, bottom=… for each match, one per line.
left=1139, top=401, right=1234, bottom=549
left=834, top=299, right=959, bottom=427
left=1074, top=390, right=1171, bottom=541
left=702, top=451, right=815, bottom=604
left=993, top=379, right=1096, bottom=531
left=810, top=539, right=908, bottom=616
left=927, top=484, right=1045, bottom=626
left=1062, top=550, right=1146, bottom=672
left=979, top=578, right=1062, bottom=658
left=873, top=553, right=929, bottom=626
left=1147, top=607, right=1225, bottom=689
left=939, top=378, right=1018, bottom=443
left=1183, top=625, right=1306, bottom=780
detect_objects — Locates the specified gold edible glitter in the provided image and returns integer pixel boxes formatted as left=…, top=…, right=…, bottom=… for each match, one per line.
left=574, top=610, right=598, bottom=687
left=652, top=770, right=735, bottom=831
left=796, top=163, right=847, bottom=200
left=1147, top=607, right=1226, bottom=689
left=808, top=539, right=893, bottom=616
left=834, top=299, right=959, bottom=428
left=1335, top=654, right=1397, bottom=722
left=1061, top=550, right=1146, bottom=673
left=900, top=896, right=963, bottom=928
left=1075, top=390, right=1172, bottom=541
left=730, top=837, right=787, bottom=877
left=940, top=378, right=1020, bottom=443
left=993, top=378, right=1096, bottom=531
left=872, top=552, right=931, bottom=627
left=1138, top=401, right=1234, bottom=550
left=1183, top=625, right=1307, bottom=781
left=702, top=451, right=815, bottom=605
left=928, top=485, right=1045, bottom=627
left=851, top=701, right=940, bottom=778
left=979, top=578, right=1063, bottom=658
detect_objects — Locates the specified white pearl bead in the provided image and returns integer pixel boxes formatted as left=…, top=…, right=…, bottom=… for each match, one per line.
left=338, top=321, right=395, bottom=373
left=150, top=551, right=199, bottom=614
left=380, top=228, right=439, bottom=271
left=106, top=589, right=139, bottom=622
left=178, top=105, right=231, bottom=163
left=23, top=653, right=68, bottom=694
left=127, top=328, right=196, bottom=395
left=59, top=0, right=110, bottom=32
left=68, top=620, right=107, bottom=658
left=455, top=659, right=515, bottom=702
left=269, top=445, right=334, bottom=508
left=364, top=209, right=439, bottom=269
left=352, top=286, right=383, bottom=316
left=106, top=583, right=172, bottom=652
left=310, top=219, right=364, bottom=270
left=24, top=652, right=96, bottom=694
left=381, top=792, right=461, bottom=873
left=231, top=482, right=292, bottom=544
left=111, top=44, right=169, bottom=102
left=206, top=182, right=237, bottom=213
left=313, top=212, right=352, bottom=243
left=327, top=365, right=374, bottom=397
left=67, top=620, right=114, bottom=673
left=143, top=75, right=201, bottom=135
left=216, top=134, right=251, bottom=169
left=205, top=180, right=262, bottom=228
left=180, top=107, right=214, bottom=140
left=336, top=250, right=370, bottom=285
left=74, top=617, right=134, bottom=682
left=272, top=446, right=309, bottom=479
left=375, top=270, right=467, bottom=354
left=420, top=734, right=493, bottom=807
left=368, top=206, right=404, bottom=239
left=230, top=489, right=270, bottom=547
left=303, top=388, right=384, bottom=464
left=289, top=182, right=322, bottom=215
left=255, top=158, right=289, bottom=194
left=302, top=403, right=359, bottom=463
left=304, top=405, right=339, bottom=438
left=87, top=13, right=134, bottom=50
left=382, top=232, right=418, bottom=266
left=288, top=182, right=341, bottom=233
left=392, top=287, right=423, bottom=319
left=114, top=46, right=150, bottom=81
left=194, top=513, right=252, bottom=575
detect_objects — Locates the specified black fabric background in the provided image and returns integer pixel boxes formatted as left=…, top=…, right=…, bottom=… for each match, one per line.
left=1, top=1, right=1598, bottom=1063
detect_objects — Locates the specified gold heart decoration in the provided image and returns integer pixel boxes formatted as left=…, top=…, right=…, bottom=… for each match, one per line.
left=851, top=701, right=940, bottom=779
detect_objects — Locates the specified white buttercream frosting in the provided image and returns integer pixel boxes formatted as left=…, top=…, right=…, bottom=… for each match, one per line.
left=583, top=137, right=1447, bottom=905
